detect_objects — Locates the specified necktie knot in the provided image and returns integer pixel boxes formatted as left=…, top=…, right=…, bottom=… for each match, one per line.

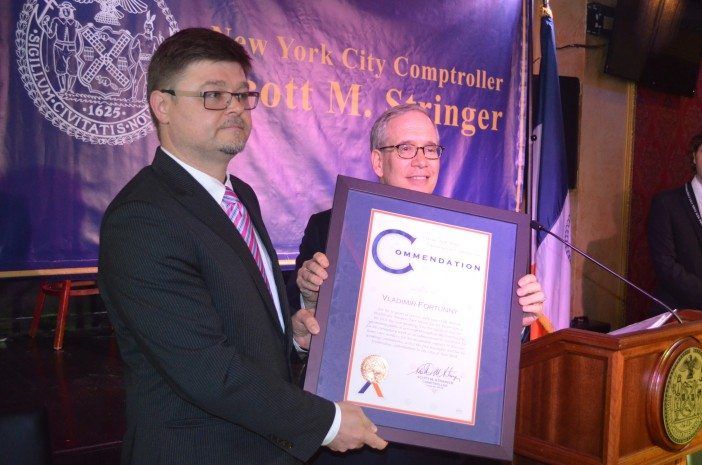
left=222, top=187, right=246, bottom=229
left=222, top=186, right=239, bottom=205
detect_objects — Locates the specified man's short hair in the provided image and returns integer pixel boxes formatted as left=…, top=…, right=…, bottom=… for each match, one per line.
left=147, top=28, right=252, bottom=132
left=369, top=103, right=436, bottom=151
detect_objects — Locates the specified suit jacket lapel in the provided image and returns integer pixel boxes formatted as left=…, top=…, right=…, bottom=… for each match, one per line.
left=682, top=183, right=702, bottom=246
left=150, top=150, right=285, bottom=338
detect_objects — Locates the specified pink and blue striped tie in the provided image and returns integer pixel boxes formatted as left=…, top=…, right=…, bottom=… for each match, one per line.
left=221, top=186, right=271, bottom=292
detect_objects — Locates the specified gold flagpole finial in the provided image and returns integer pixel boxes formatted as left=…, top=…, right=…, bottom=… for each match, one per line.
left=541, top=0, right=553, bottom=18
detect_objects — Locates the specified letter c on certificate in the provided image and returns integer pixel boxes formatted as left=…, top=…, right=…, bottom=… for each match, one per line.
left=371, top=228, right=416, bottom=274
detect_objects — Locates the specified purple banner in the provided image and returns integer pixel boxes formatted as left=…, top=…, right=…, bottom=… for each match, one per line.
left=1, top=0, right=528, bottom=274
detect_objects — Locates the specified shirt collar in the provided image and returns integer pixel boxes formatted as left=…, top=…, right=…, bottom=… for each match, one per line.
left=161, top=146, right=231, bottom=203
left=692, top=175, right=702, bottom=192
left=691, top=175, right=702, bottom=214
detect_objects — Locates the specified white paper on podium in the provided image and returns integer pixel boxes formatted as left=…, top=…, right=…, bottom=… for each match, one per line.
left=608, top=312, right=671, bottom=336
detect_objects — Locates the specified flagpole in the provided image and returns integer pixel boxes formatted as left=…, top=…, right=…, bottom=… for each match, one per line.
left=525, top=0, right=536, bottom=222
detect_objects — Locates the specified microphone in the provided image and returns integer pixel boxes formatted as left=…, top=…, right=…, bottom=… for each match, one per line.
left=530, top=220, right=683, bottom=325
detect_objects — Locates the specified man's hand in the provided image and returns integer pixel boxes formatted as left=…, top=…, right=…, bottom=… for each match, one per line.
left=327, top=402, right=388, bottom=453
left=296, top=252, right=330, bottom=308
left=291, top=308, right=319, bottom=350
left=517, top=274, right=545, bottom=326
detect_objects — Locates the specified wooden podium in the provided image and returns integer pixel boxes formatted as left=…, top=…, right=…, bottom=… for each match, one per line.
left=514, top=310, right=702, bottom=465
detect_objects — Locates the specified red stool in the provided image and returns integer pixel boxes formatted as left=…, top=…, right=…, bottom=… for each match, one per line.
left=29, top=280, right=100, bottom=350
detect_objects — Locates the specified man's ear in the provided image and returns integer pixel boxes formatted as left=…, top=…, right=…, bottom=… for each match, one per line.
left=149, top=90, right=170, bottom=126
left=371, top=149, right=384, bottom=178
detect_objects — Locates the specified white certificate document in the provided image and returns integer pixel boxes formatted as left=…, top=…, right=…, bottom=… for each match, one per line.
left=344, top=209, right=491, bottom=424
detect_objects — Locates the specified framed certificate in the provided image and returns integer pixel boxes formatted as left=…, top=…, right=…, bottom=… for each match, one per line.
left=304, top=175, right=529, bottom=460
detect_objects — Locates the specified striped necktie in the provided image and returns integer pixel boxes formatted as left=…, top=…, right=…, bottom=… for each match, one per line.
left=221, top=186, right=271, bottom=292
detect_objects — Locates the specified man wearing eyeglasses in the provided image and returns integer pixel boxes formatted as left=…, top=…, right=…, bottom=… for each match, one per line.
left=99, top=28, right=386, bottom=465
left=289, top=103, right=544, bottom=465
left=290, top=103, right=544, bottom=325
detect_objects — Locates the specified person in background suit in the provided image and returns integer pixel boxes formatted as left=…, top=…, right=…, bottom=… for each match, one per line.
left=288, top=103, right=545, bottom=465
left=98, top=28, right=386, bottom=465
left=648, top=132, right=702, bottom=315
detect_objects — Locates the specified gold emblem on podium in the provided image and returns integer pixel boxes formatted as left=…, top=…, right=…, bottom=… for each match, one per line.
left=662, top=347, right=702, bottom=444
left=649, top=337, right=702, bottom=450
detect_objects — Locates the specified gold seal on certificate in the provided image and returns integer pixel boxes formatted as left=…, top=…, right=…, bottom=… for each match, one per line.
left=359, top=355, right=389, bottom=397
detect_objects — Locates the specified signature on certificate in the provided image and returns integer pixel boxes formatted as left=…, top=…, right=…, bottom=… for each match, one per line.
left=408, top=362, right=461, bottom=383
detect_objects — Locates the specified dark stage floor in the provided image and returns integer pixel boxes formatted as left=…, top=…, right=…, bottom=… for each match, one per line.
left=0, top=328, right=124, bottom=465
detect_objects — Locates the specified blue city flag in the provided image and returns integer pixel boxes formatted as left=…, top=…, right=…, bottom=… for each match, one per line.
left=530, top=4, right=572, bottom=332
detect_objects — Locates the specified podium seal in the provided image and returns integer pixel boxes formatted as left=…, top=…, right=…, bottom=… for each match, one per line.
left=663, top=346, right=702, bottom=444
left=648, top=337, right=702, bottom=450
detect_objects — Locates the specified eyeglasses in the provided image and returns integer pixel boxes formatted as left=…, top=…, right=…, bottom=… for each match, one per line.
left=160, top=89, right=260, bottom=110
left=377, top=143, right=444, bottom=160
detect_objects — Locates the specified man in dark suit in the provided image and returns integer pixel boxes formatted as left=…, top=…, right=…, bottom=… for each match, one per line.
left=287, top=104, right=545, bottom=465
left=98, top=28, right=386, bottom=465
left=648, top=132, right=702, bottom=315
